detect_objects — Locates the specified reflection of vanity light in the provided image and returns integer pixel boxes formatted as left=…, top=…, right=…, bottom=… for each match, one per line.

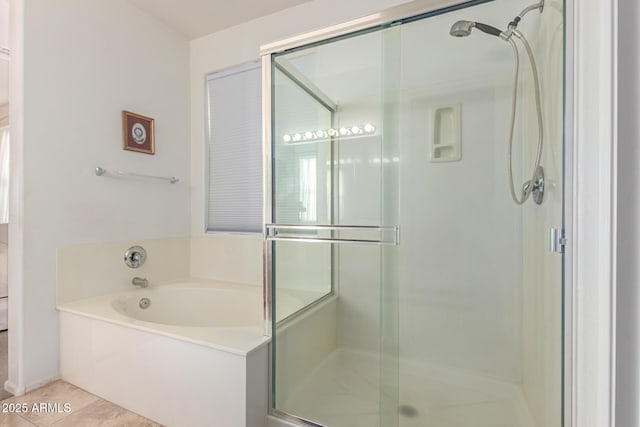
left=282, top=124, right=377, bottom=144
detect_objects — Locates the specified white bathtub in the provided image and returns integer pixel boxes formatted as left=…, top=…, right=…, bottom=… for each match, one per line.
left=58, top=280, right=270, bottom=427
left=112, top=284, right=262, bottom=328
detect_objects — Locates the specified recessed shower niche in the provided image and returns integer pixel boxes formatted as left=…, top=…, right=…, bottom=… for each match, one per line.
left=430, top=104, right=461, bottom=162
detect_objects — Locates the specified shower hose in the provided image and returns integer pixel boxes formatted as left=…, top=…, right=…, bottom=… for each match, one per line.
left=507, top=31, right=544, bottom=205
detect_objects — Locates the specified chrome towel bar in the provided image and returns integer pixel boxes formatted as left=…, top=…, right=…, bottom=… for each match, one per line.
left=95, top=167, right=179, bottom=184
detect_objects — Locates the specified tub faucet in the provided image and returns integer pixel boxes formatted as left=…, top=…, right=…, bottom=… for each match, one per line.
left=132, top=277, right=148, bottom=288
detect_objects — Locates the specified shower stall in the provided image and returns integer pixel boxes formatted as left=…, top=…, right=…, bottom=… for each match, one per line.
left=262, top=0, right=565, bottom=426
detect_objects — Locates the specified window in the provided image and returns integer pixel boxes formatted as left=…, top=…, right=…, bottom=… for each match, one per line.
left=297, top=156, right=317, bottom=223
left=206, top=63, right=262, bottom=233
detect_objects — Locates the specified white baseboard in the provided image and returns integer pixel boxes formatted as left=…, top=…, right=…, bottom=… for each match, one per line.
left=4, top=379, right=24, bottom=396
left=3, top=373, right=58, bottom=397
left=24, top=375, right=59, bottom=394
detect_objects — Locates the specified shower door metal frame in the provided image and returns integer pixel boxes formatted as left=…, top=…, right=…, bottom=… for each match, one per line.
left=262, top=56, right=340, bottom=340
left=261, top=0, right=577, bottom=426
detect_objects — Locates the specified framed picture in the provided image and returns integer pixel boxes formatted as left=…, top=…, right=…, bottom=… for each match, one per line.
left=122, top=111, right=155, bottom=154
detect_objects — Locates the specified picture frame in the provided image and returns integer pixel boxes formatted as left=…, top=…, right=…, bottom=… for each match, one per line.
left=122, top=110, right=155, bottom=154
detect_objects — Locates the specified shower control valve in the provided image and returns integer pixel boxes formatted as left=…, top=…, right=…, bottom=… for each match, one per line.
left=521, top=166, right=545, bottom=205
left=124, top=246, right=147, bottom=268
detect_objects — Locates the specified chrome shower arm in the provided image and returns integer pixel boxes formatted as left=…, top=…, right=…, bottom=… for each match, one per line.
left=517, top=1, right=544, bottom=20
left=500, top=1, right=544, bottom=40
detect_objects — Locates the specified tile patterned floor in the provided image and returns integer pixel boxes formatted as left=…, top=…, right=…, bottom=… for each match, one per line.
left=0, top=381, right=161, bottom=427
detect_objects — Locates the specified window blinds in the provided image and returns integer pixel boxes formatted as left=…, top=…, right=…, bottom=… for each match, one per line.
left=206, top=64, right=262, bottom=233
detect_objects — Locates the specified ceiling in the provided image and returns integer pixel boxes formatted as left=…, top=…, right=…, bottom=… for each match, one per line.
left=128, top=0, right=312, bottom=39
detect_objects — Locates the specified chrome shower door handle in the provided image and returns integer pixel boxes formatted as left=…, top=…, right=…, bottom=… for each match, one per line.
left=265, top=224, right=400, bottom=245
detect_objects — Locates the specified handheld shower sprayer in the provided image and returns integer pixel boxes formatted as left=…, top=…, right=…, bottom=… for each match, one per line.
left=449, top=20, right=503, bottom=38
left=448, top=1, right=545, bottom=205
left=450, top=1, right=544, bottom=41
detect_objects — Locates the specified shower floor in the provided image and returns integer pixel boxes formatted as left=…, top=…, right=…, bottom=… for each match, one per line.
left=281, top=349, right=535, bottom=427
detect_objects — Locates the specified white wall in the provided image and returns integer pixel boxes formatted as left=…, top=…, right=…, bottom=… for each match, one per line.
left=57, top=237, right=190, bottom=306
left=9, top=0, right=190, bottom=393
left=190, top=234, right=263, bottom=285
left=0, top=0, right=8, bottom=107
left=0, top=0, right=6, bottom=47
left=616, top=0, right=639, bottom=425
left=0, top=0, right=8, bottom=331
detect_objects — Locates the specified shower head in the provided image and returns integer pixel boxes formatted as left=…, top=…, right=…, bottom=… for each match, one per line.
left=449, top=20, right=504, bottom=38
left=449, top=20, right=475, bottom=37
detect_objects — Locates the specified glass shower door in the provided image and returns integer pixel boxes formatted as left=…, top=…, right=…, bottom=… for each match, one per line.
left=268, top=24, right=402, bottom=427
left=267, top=1, right=564, bottom=426
left=270, top=62, right=335, bottom=322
